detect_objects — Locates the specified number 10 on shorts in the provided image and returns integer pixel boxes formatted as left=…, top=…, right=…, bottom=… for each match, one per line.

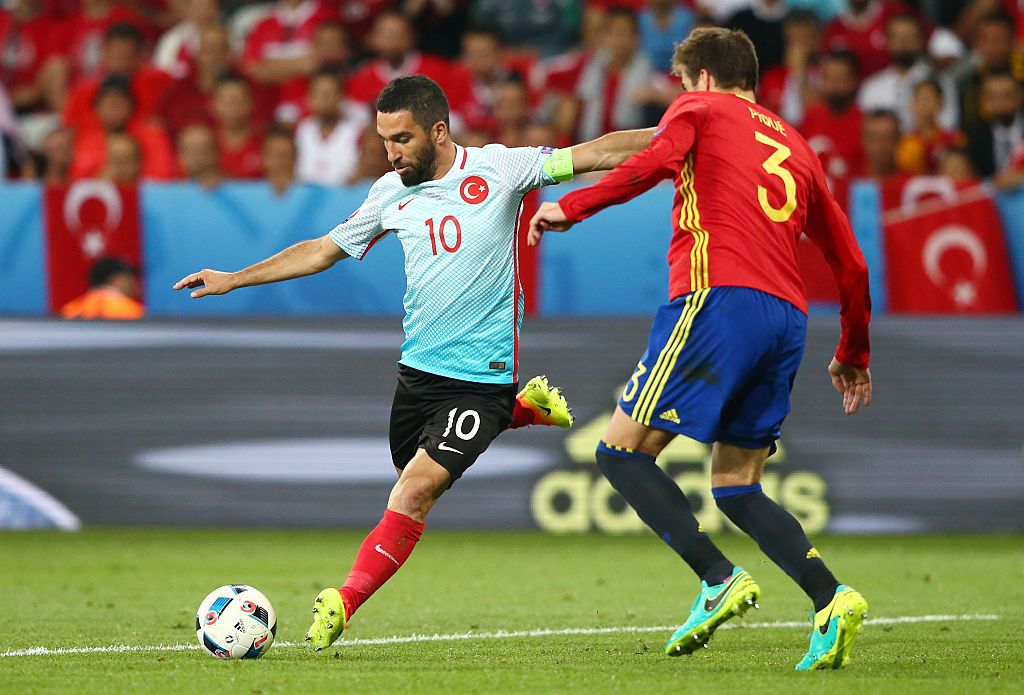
left=443, top=407, right=480, bottom=440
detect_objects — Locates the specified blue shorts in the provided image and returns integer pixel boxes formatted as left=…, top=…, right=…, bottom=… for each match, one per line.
left=618, top=286, right=807, bottom=450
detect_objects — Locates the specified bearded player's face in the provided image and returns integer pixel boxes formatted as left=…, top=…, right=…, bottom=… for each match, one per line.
left=377, top=110, right=440, bottom=187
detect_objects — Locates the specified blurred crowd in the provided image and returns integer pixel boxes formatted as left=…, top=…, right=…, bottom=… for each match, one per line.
left=1, top=0, right=1023, bottom=207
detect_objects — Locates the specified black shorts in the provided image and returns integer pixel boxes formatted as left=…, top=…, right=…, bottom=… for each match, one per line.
left=389, top=364, right=516, bottom=483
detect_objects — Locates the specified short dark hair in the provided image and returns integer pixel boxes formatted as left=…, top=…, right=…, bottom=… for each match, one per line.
left=310, top=66, right=342, bottom=86
left=981, top=67, right=1022, bottom=89
left=606, top=7, right=639, bottom=31
left=375, top=74, right=450, bottom=131
left=822, top=49, right=860, bottom=75
left=263, top=126, right=295, bottom=148
left=672, top=27, right=759, bottom=91
left=104, top=22, right=144, bottom=45
left=214, top=71, right=249, bottom=92
left=90, top=257, right=137, bottom=287
left=95, top=74, right=135, bottom=105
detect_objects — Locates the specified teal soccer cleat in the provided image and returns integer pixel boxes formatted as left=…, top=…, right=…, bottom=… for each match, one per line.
left=664, top=567, right=760, bottom=655
left=795, top=585, right=868, bottom=671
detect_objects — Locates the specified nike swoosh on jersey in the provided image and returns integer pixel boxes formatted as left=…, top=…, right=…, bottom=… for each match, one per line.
left=398, top=198, right=414, bottom=210
left=437, top=441, right=464, bottom=454
left=703, top=573, right=741, bottom=613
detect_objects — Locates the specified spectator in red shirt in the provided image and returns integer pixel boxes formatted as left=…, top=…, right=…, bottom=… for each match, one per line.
left=60, top=0, right=155, bottom=80
left=542, top=5, right=607, bottom=144
left=895, top=78, right=965, bottom=175
left=800, top=50, right=864, bottom=210
left=152, top=0, right=223, bottom=79
left=822, top=0, right=902, bottom=77
left=758, top=9, right=821, bottom=124
left=155, top=23, right=232, bottom=139
left=176, top=122, right=222, bottom=187
left=458, top=25, right=519, bottom=134
left=101, top=132, right=142, bottom=183
left=274, top=20, right=355, bottom=124
left=242, top=0, right=336, bottom=87
left=0, top=0, right=66, bottom=111
left=561, top=8, right=667, bottom=141
left=69, top=74, right=176, bottom=179
left=211, top=73, right=264, bottom=179
left=344, top=10, right=469, bottom=116
left=337, top=0, right=392, bottom=51
left=63, top=22, right=171, bottom=132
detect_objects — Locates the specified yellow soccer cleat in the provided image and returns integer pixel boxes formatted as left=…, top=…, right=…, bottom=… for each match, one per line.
left=795, top=585, right=868, bottom=670
left=516, top=375, right=574, bottom=428
left=305, top=588, right=347, bottom=651
left=664, top=567, right=760, bottom=655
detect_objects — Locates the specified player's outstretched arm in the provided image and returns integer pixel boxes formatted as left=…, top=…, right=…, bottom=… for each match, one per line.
left=172, top=235, right=349, bottom=298
left=828, top=358, right=872, bottom=416
left=566, top=128, right=657, bottom=174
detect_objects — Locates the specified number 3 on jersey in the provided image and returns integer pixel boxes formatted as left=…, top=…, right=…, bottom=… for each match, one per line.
left=755, top=131, right=797, bottom=223
left=426, top=216, right=462, bottom=255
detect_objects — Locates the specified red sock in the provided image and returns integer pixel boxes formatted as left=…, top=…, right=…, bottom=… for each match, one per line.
left=339, top=509, right=425, bottom=619
left=508, top=398, right=536, bottom=429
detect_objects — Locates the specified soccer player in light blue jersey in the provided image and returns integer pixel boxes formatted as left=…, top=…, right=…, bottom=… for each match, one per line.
left=173, top=75, right=653, bottom=649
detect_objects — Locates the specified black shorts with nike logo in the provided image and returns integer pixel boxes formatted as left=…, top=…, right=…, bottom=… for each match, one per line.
left=389, top=364, right=516, bottom=483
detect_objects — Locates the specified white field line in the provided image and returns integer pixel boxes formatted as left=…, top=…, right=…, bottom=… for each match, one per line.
left=0, top=614, right=999, bottom=658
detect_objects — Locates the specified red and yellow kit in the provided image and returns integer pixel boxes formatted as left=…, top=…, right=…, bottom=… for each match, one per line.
left=559, top=91, right=871, bottom=369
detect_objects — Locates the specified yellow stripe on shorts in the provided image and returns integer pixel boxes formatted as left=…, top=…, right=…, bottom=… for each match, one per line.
left=632, top=288, right=709, bottom=426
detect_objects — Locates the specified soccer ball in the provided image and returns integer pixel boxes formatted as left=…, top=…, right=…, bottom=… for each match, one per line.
left=195, top=585, right=277, bottom=659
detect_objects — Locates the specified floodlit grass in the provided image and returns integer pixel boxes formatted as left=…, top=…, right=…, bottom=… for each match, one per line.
left=1, top=530, right=1021, bottom=694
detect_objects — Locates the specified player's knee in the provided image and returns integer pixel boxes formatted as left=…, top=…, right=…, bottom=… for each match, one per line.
left=388, top=473, right=446, bottom=521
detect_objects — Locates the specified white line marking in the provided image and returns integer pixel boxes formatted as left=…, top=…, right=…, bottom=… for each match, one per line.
left=0, top=614, right=998, bottom=658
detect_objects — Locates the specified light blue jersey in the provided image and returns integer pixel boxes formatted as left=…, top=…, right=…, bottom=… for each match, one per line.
left=329, top=144, right=556, bottom=384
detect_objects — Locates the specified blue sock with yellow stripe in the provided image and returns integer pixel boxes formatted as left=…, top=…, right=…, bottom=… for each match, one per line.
left=713, top=484, right=838, bottom=611
left=597, top=442, right=734, bottom=585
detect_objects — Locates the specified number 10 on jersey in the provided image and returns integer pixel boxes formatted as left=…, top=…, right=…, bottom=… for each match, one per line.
left=425, top=216, right=462, bottom=255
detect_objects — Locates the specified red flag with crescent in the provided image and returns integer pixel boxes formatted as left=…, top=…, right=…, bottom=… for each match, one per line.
left=882, top=182, right=1018, bottom=314
left=44, top=182, right=143, bottom=313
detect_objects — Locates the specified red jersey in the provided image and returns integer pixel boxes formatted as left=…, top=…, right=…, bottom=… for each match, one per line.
left=559, top=91, right=871, bottom=368
left=0, top=10, right=62, bottom=96
left=62, top=66, right=172, bottom=131
left=345, top=53, right=470, bottom=112
left=59, top=5, right=154, bottom=79
left=800, top=102, right=864, bottom=211
left=822, top=1, right=900, bottom=77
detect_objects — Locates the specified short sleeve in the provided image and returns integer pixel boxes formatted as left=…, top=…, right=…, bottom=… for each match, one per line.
left=486, top=144, right=557, bottom=194
left=327, top=180, right=388, bottom=260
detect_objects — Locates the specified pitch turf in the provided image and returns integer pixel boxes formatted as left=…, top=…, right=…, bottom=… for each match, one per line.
left=1, top=531, right=1021, bottom=694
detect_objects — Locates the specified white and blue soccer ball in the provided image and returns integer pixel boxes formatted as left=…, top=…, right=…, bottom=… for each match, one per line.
left=195, top=585, right=277, bottom=659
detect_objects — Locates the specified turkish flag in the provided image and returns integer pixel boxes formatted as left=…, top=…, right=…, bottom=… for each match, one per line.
left=45, top=182, right=142, bottom=313
left=883, top=186, right=1018, bottom=314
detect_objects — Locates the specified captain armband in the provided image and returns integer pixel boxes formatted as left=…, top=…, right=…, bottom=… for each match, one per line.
left=542, top=148, right=574, bottom=182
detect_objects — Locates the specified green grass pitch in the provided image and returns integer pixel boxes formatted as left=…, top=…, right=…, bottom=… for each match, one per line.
left=1, top=530, right=1021, bottom=694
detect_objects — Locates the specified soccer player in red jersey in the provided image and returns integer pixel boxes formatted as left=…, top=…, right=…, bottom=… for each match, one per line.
left=530, top=27, right=873, bottom=671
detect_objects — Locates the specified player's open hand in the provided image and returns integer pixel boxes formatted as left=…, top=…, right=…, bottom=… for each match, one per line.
left=528, top=202, right=574, bottom=246
left=828, top=357, right=872, bottom=415
left=172, top=269, right=236, bottom=298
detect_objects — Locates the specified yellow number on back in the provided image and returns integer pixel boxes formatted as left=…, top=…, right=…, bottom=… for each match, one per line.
left=755, top=131, right=797, bottom=223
